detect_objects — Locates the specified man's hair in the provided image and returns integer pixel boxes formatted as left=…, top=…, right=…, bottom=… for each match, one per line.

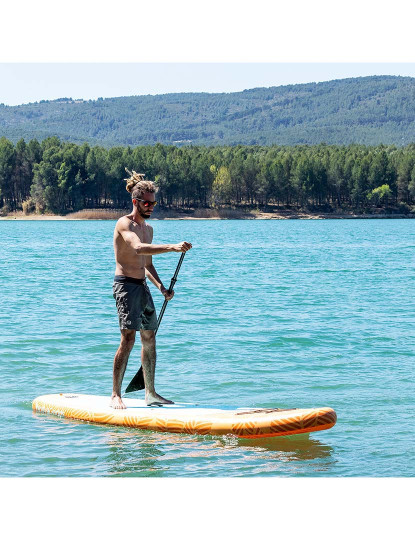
left=124, top=168, right=157, bottom=199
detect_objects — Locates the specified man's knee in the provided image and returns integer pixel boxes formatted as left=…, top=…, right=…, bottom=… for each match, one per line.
left=140, top=330, right=156, bottom=347
left=120, top=329, right=136, bottom=348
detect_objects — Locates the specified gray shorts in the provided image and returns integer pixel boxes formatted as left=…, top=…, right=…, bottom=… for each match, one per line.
left=112, top=276, right=158, bottom=331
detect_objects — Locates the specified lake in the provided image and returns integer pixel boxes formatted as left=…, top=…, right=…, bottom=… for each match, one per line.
left=0, top=218, right=414, bottom=476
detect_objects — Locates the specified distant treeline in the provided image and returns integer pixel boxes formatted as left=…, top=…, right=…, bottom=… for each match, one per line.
left=0, top=136, right=415, bottom=215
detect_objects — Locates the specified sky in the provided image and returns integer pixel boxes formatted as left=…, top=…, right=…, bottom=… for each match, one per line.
left=1, top=63, right=415, bottom=106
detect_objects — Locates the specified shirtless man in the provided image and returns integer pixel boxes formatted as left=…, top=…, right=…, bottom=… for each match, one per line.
left=111, top=170, right=192, bottom=409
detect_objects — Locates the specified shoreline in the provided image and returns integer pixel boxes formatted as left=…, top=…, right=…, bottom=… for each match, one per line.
left=1, top=211, right=414, bottom=220
left=0, top=209, right=415, bottom=221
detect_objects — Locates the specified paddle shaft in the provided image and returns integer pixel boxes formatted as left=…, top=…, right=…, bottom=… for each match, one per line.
left=155, top=251, right=185, bottom=335
left=124, top=252, right=186, bottom=393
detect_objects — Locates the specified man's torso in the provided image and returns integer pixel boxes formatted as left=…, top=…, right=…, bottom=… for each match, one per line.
left=113, top=216, right=152, bottom=279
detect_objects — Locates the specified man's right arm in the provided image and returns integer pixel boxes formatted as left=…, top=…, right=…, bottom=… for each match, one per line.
left=117, top=219, right=191, bottom=255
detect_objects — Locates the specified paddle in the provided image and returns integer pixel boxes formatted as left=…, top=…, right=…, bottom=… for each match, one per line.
left=124, top=252, right=186, bottom=393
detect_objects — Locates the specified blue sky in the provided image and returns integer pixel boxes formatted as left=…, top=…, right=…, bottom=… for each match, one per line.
left=1, top=63, right=415, bottom=106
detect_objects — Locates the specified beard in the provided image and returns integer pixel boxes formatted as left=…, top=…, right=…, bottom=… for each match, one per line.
left=139, top=208, right=151, bottom=219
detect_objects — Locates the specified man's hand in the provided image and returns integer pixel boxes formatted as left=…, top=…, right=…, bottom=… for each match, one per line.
left=161, top=287, right=175, bottom=301
left=173, top=241, right=192, bottom=253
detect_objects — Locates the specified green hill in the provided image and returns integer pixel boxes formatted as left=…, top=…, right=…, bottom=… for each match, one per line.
left=1, top=75, right=415, bottom=146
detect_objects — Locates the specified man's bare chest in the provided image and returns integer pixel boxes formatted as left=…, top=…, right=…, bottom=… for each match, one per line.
left=130, top=224, right=151, bottom=244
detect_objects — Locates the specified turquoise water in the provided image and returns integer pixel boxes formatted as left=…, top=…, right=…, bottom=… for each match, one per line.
left=0, top=218, right=414, bottom=477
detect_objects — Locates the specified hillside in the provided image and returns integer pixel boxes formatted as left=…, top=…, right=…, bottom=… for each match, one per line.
left=1, top=75, right=415, bottom=146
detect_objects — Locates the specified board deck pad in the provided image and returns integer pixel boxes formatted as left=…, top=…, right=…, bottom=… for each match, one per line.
left=32, top=393, right=337, bottom=439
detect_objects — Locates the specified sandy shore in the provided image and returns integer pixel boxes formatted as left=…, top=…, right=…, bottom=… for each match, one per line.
left=0, top=214, right=69, bottom=220
left=1, top=210, right=414, bottom=220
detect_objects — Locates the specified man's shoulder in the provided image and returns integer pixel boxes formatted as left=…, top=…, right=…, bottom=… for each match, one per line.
left=116, top=215, right=132, bottom=230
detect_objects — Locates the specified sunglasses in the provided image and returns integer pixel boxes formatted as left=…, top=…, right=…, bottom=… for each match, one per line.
left=135, top=199, right=157, bottom=208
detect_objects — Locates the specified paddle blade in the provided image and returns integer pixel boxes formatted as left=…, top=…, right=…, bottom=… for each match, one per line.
left=125, top=367, right=145, bottom=393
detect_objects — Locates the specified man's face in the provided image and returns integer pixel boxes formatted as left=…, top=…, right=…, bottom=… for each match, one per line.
left=133, top=192, right=156, bottom=219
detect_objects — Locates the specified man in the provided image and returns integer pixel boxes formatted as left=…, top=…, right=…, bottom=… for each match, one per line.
left=111, top=170, right=192, bottom=409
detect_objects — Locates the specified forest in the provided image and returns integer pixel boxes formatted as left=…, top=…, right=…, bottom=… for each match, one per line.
left=0, top=136, right=414, bottom=215
left=1, top=76, right=415, bottom=147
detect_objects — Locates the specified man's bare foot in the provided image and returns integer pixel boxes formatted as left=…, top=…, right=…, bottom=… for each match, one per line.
left=145, top=392, right=174, bottom=406
left=110, top=394, right=127, bottom=409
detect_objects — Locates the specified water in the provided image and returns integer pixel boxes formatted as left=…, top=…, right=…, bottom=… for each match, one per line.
left=0, top=218, right=414, bottom=477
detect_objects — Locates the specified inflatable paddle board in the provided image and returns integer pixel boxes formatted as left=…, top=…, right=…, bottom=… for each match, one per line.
left=32, top=394, right=336, bottom=439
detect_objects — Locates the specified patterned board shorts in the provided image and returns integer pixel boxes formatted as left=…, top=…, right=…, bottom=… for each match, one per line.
left=112, top=276, right=158, bottom=331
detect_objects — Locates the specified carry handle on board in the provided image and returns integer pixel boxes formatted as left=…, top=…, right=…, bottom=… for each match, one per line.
left=124, top=252, right=186, bottom=393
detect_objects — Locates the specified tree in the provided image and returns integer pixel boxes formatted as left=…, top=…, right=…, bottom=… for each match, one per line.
left=31, top=149, right=60, bottom=213
left=85, top=146, right=109, bottom=207
left=395, top=153, right=414, bottom=203
left=13, top=139, right=33, bottom=208
left=211, top=165, right=232, bottom=206
left=0, top=137, right=15, bottom=209
left=292, top=155, right=314, bottom=207
left=408, top=164, right=415, bottom=199
left=107, top=147, right=129, bottom=208
left=367, top=184, right=392, bottom=206
left=350, top=155, right=370, bottom=207
left=189, top=152, right=214, bottom=207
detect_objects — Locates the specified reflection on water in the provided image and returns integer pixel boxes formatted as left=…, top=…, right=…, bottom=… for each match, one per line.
left=102, top=427, right=335, bottom=477
left=105, top=431, right=167, bottom=476
left=235, top=433, right=333, bottom=460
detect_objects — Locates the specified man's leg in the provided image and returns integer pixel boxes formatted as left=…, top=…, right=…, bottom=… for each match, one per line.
left=140, top=329, right=174, bottom=406
left=110, top=329, right=136, bottom=409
